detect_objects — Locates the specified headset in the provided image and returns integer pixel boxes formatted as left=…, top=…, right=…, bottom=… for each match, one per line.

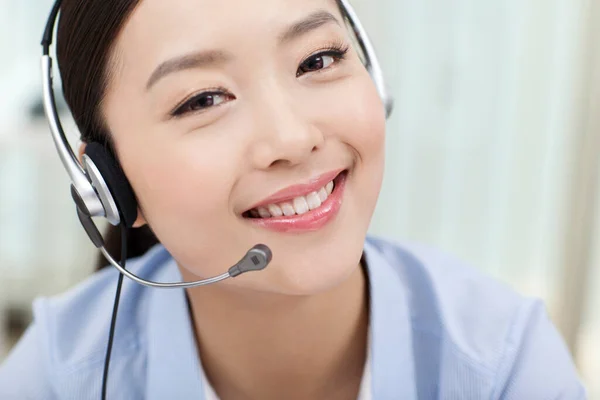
left=40, top=0, right=392, bottom=398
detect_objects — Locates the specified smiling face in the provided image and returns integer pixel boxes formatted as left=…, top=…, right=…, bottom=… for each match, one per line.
left=101, top=0, right=386, bottom=294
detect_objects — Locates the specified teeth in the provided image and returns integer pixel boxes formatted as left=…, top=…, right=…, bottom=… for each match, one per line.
left=293, top=196, right=309, bottom=215
left=281, top=202, right=296, bottom=216
left=268, top=204, right=283, bottom=217
left=306, top=192, right=322, bottom=210
left=248, top=178, right=337, bottom=219
left=325, top=181, right=334, bottom=195
left=318, top=187, right=328, bottom=202
left=257, top=207, right=271, bottom=218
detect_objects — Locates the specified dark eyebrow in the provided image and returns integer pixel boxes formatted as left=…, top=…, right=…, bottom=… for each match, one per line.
left=146, top=50, right=230, bottom=91
left=279, top=10, right=341, bottom=44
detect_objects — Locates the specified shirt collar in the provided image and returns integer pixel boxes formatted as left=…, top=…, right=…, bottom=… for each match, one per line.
left=364, top=238, right=417, bottom=398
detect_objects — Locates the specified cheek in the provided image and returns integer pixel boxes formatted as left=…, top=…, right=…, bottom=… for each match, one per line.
left=317, top=71, right=387, bottom=190
left=348, top=76, right=386, bottom=156
left=310, top=70, right=386, bottom=162
left=350, top=84, right=386, bottom=169
left=118, top=132, right=245, bottom=261
left=335, top=73, right=387, bottom=235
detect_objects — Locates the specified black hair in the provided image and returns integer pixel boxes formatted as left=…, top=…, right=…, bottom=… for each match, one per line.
left=56, top=0, right=156, bottom=270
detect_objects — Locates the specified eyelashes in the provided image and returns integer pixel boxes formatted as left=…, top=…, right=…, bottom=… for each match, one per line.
left=170, top=41, right=351, bottom=118
left=296, top=40, right=350, bottom=77
left=170, top=87, right=234, bottom=117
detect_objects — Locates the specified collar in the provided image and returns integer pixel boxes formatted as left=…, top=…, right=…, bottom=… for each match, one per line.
left=364, top=238, right=417, bottom=398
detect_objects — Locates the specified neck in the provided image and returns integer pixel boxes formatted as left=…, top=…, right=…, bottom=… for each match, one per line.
left=184, top=261, right=369, bottom=400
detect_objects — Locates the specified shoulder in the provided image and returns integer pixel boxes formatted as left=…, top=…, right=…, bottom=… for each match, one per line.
left=0, top=244, right=172, bottom=399
left=32, top=244, right=170, bottom=368
left=366, top=235, right=527, bottom=340
left=365, top=236, right=585, bottom=398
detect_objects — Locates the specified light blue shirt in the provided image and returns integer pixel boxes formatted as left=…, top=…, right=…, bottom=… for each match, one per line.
left=0, top=236, right=586, bottom=399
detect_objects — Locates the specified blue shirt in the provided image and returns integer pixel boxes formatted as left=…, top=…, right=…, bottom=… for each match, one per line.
left=0, top=236, right=586, bottom=399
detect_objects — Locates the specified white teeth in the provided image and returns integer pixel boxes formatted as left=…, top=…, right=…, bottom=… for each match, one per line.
left=248, top=179, right=337, bottom=218
left=281, top=202, right=296, bottom=216
left=306, top=192, right=322, bottom=210
left=325, top=181, right=334, bottom=195
left=293, top=196, right=309, bottom=215
left=318, top=187, right=328, bottom=202
left=268, top=204, right=283, bottom=217
left=257, top=207, right=271, bottom=218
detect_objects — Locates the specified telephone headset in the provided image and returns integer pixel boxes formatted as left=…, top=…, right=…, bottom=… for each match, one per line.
left=40, top=0, right=393, bottom=398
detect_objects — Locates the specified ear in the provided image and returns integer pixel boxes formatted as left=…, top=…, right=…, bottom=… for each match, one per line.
left=78, top=142, right=86, bottom=164
left=78, top=143, right=147, bottom=228
left=132, top=213, right=147, bottom=228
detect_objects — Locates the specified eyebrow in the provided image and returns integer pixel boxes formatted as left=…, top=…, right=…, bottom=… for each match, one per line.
left=279, top=10, right=341, bottom=44
left=145, top=10, right=341, bottom=91
left=146, top=50, right=230, bottom=90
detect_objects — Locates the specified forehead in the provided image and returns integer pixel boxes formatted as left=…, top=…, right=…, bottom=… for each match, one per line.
left=108, top=0, right=346, bottom=91
left=116, top=0, right=343, bottom=53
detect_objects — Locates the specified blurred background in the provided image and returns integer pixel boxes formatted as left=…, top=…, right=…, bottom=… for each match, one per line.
left=0, top=0, right=599, bottom=396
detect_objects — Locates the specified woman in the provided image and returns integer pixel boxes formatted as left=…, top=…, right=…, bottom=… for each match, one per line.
left=0, top=0, right=586, bottom=398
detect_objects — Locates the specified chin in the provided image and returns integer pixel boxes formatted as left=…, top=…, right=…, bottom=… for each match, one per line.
left=270, top=246, right=365, bottom=295
left=256, top=214, right=371, bottom=296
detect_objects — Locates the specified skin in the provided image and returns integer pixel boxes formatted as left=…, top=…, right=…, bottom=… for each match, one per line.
left=88, top=0, right=386, bottom=398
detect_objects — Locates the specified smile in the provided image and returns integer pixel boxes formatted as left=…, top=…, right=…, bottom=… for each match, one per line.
left=243, top=170, right=348, bottom=233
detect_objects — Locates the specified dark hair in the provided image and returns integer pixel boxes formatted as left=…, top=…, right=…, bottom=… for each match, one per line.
left=56, top=0, right=348, bottom=271
left=56, top=0, right=158, bottom=270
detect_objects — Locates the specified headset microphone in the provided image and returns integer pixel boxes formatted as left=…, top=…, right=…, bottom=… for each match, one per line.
left=72, top=185, right=273, bottom=288
left=100, top=242, right=272, bottom=289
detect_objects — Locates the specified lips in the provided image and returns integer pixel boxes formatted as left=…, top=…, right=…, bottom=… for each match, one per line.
left=245, top=169, right=344, bottom=211
left=243, top=170, right=348, bottom=233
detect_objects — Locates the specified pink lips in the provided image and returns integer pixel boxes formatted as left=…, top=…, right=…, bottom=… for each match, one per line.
left=245, top=170, right=347, bottom=233
left=247, top=169, right=344, bottom=211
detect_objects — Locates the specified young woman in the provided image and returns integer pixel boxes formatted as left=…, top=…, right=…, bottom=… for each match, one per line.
left=0, top=0, right=586, bottom=398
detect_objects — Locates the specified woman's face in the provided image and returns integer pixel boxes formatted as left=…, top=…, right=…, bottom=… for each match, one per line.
left=102, top=0, right=386, bottom=294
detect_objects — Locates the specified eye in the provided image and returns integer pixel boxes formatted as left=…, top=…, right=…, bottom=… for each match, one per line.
left=171, top=89, right=234, bottom=117
left=296, top=46, right=349, bottom=78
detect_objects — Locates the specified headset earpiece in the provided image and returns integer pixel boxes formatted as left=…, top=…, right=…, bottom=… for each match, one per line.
left=83, top=143, right=138, bottom=228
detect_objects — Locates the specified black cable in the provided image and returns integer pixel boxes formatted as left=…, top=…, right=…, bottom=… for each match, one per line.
left=101, top=224, right=128, bottom=400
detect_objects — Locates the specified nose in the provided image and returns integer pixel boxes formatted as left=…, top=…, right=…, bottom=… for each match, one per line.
left=248, top=89, right=325, bottom=170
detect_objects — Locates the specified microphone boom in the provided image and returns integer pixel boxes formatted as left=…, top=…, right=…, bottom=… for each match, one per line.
left=100, top=244, right=272, bottom=289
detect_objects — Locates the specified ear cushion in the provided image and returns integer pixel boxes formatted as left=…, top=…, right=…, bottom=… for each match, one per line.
left=84, top=142, right=138, bottom=228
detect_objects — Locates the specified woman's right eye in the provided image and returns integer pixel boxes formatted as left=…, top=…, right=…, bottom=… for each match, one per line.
left=171, top=90, right=235, bottom=117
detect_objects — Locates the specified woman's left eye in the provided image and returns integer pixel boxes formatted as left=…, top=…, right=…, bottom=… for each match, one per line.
left=297, top=48, right=348, bottom=77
